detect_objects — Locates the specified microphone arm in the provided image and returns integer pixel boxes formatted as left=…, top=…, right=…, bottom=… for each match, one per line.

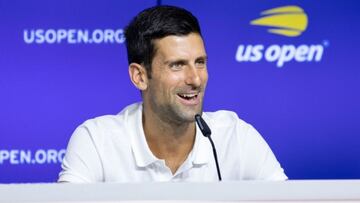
left=195, top=114, right=222, bottom=181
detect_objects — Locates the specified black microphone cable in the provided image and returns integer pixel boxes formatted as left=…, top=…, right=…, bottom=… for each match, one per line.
left=195, top=114, right=222, bottom=181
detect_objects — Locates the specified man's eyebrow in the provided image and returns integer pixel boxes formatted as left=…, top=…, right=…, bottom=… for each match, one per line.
left=196, top=55, right=208, bottom=61
left=164, top=55, right=207, bottom=65
left=164, top=59, right=188, bottom=65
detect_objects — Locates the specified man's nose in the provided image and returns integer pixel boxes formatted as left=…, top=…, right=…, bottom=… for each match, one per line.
left=184, top=65, right=201, bottom=87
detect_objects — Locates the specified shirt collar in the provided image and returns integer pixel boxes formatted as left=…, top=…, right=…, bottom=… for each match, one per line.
left=130, top=103, right=158, bottom=167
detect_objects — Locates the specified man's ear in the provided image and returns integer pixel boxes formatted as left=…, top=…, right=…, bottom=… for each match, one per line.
left=128, top=63, right=148, bottom=91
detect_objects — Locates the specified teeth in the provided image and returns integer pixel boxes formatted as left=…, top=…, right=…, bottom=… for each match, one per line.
left=179, top=93, right=197, bottom=98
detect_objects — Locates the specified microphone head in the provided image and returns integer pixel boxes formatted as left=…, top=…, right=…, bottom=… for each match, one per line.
left=195, top=114, right=211, bottom=137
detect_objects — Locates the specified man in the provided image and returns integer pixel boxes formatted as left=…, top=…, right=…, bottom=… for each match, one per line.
left=58, top=5, right=287, bottom=182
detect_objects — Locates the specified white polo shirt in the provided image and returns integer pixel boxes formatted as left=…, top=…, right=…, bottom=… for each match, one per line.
left=58, top=102, right=287, bottom=182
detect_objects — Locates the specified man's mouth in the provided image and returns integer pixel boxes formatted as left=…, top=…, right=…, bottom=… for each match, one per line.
left=177, top=93, right=199, bottom=101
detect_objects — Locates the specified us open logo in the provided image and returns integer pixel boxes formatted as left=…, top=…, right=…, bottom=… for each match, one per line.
left=235, top=5, right=328, bottom=68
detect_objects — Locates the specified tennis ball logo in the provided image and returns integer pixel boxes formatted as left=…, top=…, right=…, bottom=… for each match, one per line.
left=251, top=5, right=308, bottom=37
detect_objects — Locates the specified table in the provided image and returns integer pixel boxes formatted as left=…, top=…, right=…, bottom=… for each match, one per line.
left=0, top=180, right=359, bottom=202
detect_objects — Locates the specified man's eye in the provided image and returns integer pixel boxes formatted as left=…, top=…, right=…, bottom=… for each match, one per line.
left=196, top=60, right=205, bottom=65
left=170, top=62, right=184, bottom=69
left=195, top=59, right=206, bottom=67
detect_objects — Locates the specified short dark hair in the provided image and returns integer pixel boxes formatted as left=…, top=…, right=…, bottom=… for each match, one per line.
left=124, top=5, right=202, bottom=78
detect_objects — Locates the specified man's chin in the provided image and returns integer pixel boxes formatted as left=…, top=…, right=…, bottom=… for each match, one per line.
left=179, top=108, right=203, bottom=122
left=168, top=102, right=203, bottom=123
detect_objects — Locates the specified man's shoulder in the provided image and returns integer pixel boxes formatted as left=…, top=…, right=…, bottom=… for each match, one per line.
left=203, top=109, right=249, bottom=128
left=79, top=102, right=142, bottom=131
left=202, top=109, right=256, bottom=141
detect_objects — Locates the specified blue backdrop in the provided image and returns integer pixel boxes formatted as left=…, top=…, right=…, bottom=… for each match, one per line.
left=1, top=0, right=359, bottom=183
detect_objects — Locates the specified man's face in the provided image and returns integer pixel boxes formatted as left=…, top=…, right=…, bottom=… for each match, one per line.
left=143, top=33, right=208, bottom=124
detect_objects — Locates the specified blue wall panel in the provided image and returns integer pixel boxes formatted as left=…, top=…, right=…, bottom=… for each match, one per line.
left=0, top=0, right=359, bottom=182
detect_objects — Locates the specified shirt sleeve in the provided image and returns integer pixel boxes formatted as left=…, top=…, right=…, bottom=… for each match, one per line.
left=58, top=122, right=103, bottom=183
left=240, top=123, right=288, bottom=181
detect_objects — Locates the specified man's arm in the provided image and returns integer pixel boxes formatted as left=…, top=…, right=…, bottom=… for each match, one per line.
left=239, top=123, right=288, bottom=180
left=58, top=123, right=103, bottom=183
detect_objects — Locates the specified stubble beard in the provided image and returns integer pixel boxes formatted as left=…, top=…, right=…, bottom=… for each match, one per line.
left=152, top=94, right=204, bottom=126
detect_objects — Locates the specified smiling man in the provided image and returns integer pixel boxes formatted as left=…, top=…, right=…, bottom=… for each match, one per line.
left=58, top=5, right=287, bottom=182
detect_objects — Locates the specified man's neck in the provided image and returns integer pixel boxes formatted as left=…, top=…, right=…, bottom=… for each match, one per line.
left=142, top=107, right=196, bottom=174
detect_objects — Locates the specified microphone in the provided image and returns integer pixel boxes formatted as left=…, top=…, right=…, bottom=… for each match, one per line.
left=195, top=114, right=222, bottom=181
